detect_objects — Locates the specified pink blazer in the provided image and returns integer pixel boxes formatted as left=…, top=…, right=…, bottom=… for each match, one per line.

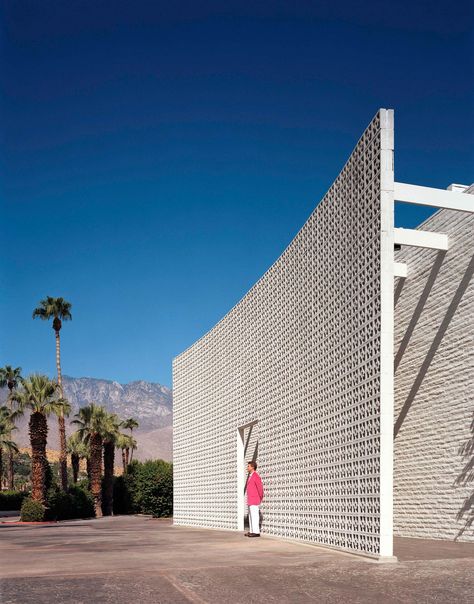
left=247, top=471, right=264, bottom=505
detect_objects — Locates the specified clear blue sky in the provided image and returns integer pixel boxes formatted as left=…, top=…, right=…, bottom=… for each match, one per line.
left=1, top=2, right=472, bottom=387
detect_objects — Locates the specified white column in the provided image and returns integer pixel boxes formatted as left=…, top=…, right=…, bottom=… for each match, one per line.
left=379, top=108, right=396, bottom=561
left=237, top=428, right=245, bottom=531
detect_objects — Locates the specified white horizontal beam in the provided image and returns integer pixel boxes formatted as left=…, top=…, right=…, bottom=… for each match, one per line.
left=394, top=228, right=449, bottom=251
left=394, top=182, right=474, bottom=213
left=394, top=262, right=408, bottom=278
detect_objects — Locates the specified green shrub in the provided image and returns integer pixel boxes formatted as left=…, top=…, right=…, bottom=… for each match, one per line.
left=44, top=461, right=57, bottom=493
left=0, top=490, right=29, bottom=511
left=20, top=498, right=45, bottom=522
left=112, top=460, right=173, bottom=517
left=47, top=485, right=95, bottom=520
left=48, top=489, right=73, bottom=520
left=137, top=462, right=173, bottom=517
left=69, top=485, right=94, bottom=518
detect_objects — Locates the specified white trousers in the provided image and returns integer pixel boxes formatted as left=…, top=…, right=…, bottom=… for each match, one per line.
left=248, top=505, right=260, bottom=535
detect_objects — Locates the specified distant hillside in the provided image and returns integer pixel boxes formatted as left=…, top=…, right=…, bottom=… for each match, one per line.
left=1, top=376, right=173, bottom=461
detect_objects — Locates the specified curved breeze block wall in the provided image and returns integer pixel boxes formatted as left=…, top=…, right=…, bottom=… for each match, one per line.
left=173, top=110, right=395, bottom=557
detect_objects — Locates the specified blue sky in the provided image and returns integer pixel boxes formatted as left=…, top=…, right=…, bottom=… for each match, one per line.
left=1, top=2, right=472, bottom=387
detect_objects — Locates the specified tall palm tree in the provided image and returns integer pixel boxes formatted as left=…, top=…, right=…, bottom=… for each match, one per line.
left=67, top=433, right=88, bottom=484
left=11, top=375, right=70, bottom=503
left=0, top=366, right=23, bottom=489
left=32, top=296, right=72, bottom=491
left=72, top=404, right=107, bottom=517
left=120, top=418, right=139, bottom=461
left=0, top=406, right=18, bottom=489
left=102, top=412, right=120, bottom=516
left=115, top=433, right=137, bottom=474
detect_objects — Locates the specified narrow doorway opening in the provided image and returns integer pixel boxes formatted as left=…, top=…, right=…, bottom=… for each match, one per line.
left=237, top=421, right=259, bottom=531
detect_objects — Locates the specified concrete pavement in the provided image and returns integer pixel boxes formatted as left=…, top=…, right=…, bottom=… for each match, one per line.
left=0, top=516, right=473, bottom=603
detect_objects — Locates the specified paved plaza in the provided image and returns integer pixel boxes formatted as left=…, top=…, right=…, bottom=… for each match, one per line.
left=1, top=516, right=473, bottom=603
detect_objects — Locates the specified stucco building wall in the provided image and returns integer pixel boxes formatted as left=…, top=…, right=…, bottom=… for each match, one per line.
left=393, top=208, right=474, bottom=541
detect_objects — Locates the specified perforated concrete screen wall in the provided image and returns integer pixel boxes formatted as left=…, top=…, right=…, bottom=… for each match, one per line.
left=173, top=110, right=395, bottom=558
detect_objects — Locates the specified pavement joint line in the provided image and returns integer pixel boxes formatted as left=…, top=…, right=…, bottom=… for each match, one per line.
left=160, top=571, right=209, bottom=604
left=1, top=563, right=339, bottom=581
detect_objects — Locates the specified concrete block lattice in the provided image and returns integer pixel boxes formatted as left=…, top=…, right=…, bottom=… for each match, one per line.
left=173, top=110, right=395, bottom=558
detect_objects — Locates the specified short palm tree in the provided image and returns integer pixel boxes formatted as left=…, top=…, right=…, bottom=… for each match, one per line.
left=72, top=404, right=108, bottom=517
left=67, top=433, right=89, bottom=484
left=115, top=433, right=137, bottom=474
left=0, top=406, right=18, bottom=489
left=11, top=375, right=71, bottom=503
left=32, top=296, right=72, bottom=491
left=120, top=418, right=139, bottom=461
left=0, top=366, right=22, bottom=489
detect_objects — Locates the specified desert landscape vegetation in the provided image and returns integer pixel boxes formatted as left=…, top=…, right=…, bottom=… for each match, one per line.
left=0, top=296, right=172, bottom=522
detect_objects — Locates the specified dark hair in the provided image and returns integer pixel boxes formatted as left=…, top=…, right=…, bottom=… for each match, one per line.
left=247, top=461, right=257, bottom=470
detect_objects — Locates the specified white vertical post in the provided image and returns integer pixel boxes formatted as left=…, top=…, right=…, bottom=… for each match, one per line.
left=379, top=109, right=396, bottom=560
left=237, top=428, right=245, bottom=531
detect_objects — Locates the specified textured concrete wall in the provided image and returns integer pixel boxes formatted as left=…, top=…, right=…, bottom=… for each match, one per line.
left=173, top=110, right=395, bottom=557
left=394, top=208, right=474, bottom=541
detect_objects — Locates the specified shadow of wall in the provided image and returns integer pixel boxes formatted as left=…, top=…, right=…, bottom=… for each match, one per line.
left=455, top=412, right=474, bottom=540
left=393, top=208, right=474, bottom=541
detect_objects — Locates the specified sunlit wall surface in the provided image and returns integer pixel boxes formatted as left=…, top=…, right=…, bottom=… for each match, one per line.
left=394, top=208, right=474, bottom=542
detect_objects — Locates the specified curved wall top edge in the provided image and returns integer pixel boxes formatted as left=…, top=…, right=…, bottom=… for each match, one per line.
left=173, top=108, right=390, bottom=364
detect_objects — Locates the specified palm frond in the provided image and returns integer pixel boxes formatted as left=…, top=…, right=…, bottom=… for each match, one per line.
left=0, top=365, right=23, bottom=389
left=32, top=296, right=73, bottom=321
left=10, top=374, right=61, bottom=415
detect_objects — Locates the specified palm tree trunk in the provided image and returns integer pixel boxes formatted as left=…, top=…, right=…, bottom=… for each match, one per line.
left=7, top=385, right=15, bottom=489
left=90, top=432, right=103, bottom=517
left=30, top=412, right=48, bottom=503
left=71, top=453, right=79, bottom=483
left=122, top=449, right=127, bottom=474
left=58, top=415, right=68, bottom=490
left=102, top=441, right=115, bottom=516
left=0, top=447, right=3, bottom=488
left=8, top=453, right=14, bottom=490
left=86, top=456, right=92, bottom=485
left=125, top=448, right=130, bottom=467
left=55, top=329, right=68, bottom=491
left=129, top=430, right=134, bottom=463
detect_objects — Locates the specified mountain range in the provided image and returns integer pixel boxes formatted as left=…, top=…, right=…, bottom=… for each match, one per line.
left=1, top=376, right=173, bottom=461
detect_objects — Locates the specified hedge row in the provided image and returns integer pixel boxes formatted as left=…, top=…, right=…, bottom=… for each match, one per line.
left=47, top=484, right=94, bottom=520
left=20, top=482, right=94, bottom=522
left=18, top=459, right=172, bottom=521
left=0, top=490, right=29, bottom=511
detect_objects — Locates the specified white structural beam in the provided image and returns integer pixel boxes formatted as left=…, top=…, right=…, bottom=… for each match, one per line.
left=394, top=228, right=449, bottom=251
left=394, top=262, right=408, bottom=278
left=394, top=182, right=474, bottom=214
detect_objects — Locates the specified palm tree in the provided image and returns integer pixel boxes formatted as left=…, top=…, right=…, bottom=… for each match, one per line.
left=115, top=433, right=137, bottom=474
left=67, top=433, right=88, bottom=484
left=102, top=412, right=120, bottom=516
left=0, top=366, right=23, bottom=489
left=72, top=404, right=107, bottom=517
left=32, top=296, right=72, bottom=491
left=120, top=418, right=139, bottom=461
left=0, top=406, right=18, bottom=489
left=11, top=375, right=70, bottom=503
